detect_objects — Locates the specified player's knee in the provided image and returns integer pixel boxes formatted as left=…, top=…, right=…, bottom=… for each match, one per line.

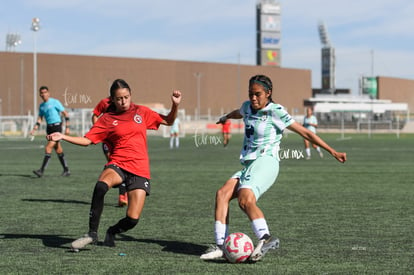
left=216, top=187, right=231, bottom=204
left=237, top=194, right=255, bottom=212
left=216, top=178, right=237, bottom=202
left=94, top=181, right=109, bottom=197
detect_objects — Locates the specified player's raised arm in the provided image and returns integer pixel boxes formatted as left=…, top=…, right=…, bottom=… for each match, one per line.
left=161, top=90, right=182, bottom=126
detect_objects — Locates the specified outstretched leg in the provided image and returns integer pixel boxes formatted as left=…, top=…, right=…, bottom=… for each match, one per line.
left=200, top=178, right=238, bottom=260
left=237, top=188, right=279, bottom=261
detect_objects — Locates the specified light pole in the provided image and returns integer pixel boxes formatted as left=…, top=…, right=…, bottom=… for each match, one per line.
left=193, top=72, right=203, bottom=120
left=31, top=17, right=40, bottom=120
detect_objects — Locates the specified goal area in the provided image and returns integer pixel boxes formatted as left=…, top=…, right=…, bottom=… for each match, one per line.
left=0, top=116, right=34, bottom=139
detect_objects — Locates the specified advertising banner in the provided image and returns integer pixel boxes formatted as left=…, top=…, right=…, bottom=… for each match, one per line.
left=261, top=3, right=281, bottom=14
left=362, top=77, right=378, bottom=98
left=256, top=1, right=281, bottom=67
left=260, top=49, right=281, bottom=66
left=260, top=32, right=281, bottom=49
left=260, top=14, right=281, bottom=32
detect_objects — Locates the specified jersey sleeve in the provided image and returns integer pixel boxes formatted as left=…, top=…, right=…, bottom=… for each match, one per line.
left=38, top=103, right=44, bottom=117
left=84, top=119, right=108, bottom=144
left=273, top=104, right=295, bottom=129
left=54, top=99, right=65, bottom=113
left=93, top=98, right=110, bottom=117
left=239, top=101, right=250, bottom=117
left=141, top=106, right=164, bottom=130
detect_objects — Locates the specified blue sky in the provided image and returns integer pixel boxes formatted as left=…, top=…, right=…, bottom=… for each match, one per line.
left=2, top=0, right=414, bottom=95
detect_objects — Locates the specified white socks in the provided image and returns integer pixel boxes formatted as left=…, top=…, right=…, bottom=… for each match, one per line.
left=215, top=218, right=270, bottom=245
left=251, top=218, right=270, bottom=240
left=170, top=137, right=179, bottom=148
left=214, top=221, right=228, bottom=246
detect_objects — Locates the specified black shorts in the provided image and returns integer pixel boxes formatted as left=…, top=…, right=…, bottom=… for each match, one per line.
left=105, top=164, right=151, bottom=195
left=102, top=143, right=110, bottom=155
left=46, top=123, right=63, bottom=135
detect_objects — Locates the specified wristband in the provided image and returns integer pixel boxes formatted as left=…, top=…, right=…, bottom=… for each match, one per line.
left=35, top=122, right=40, bottom=127
left=65, top=117, right=70, bottom=121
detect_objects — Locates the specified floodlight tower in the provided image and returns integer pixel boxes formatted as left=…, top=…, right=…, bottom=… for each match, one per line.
left=318, top=21, right=335, bottom=94
left=5, top=33, right=22, bottom=51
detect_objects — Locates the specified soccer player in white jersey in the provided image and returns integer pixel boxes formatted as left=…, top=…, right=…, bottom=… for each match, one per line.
left=200, top=75, right=347, bottom=262
left=303, top=107, right=323, bottom=159
left=169, top=117, right=181, bottom=149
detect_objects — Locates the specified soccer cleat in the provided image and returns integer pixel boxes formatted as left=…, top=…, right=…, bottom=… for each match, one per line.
left=200, top=244, right=224, bottom=260
left=61, top=170, right=71, bottom=177
left=118, top=194, right=128, bottom=207
left=33, top=169, right=43, bottom=177
left=250, top=235, right=279, bottom=262
left=103, top=229, right=116, bottom=247
left=71, top=232, right=98, bottom=250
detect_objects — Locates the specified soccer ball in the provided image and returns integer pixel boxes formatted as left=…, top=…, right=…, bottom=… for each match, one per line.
left=223, top=232, right=254, bottom=263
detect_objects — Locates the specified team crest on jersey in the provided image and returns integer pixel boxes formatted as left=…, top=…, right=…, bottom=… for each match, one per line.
left=261, top=111, right=268, bottom=121
left=134, top=114, right=143, bottom=124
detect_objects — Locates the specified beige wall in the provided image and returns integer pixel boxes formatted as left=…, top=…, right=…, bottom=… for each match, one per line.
left=377, top=76, right=414, bottom=112
left=1, top=52, right=311, bottom=117
left=3, top=52, right=414, bottom=117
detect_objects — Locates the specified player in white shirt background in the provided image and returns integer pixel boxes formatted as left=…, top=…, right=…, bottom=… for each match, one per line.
left=303, top=107, right=324, bottom=159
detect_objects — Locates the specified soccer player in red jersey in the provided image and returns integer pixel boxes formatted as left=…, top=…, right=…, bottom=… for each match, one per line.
left=221, top=118, right=231, bottom=147
left=47, top=79, right=182, bottom=250
left=92, top=96, right=128, bottom=207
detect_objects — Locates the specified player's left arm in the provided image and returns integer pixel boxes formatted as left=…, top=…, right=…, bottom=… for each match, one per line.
left=288, top=121, right=347, bottom=163
left=160, top=90, right=182, bottom=126
left=217, top=109, right=242, bottom=124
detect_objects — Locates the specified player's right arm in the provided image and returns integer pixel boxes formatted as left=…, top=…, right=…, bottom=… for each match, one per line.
left=217, top=109, right=242, bottom=124
left=30, top=116, right=43, bottom=135
left=47, top=132, right=92, bottom=147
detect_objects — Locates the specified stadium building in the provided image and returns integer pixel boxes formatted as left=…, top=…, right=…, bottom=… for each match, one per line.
left=1, top=51, right=412, bottom=136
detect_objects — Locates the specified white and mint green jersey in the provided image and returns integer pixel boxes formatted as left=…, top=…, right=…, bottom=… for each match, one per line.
left=303, top=115, right=317, bottom=133
left=170, top=117, right=180, bottom=134
left=239, top=101, right=294, bottom=163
